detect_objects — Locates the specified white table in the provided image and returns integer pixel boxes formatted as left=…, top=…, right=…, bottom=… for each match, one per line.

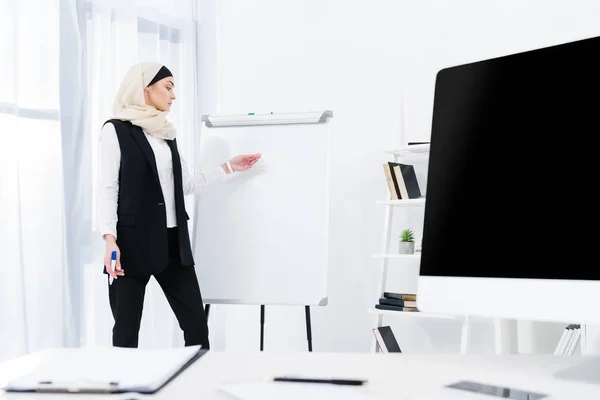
left=2, top=349, right=600, bottom=399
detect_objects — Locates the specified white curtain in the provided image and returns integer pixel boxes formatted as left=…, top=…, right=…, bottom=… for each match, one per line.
left=0, top=0, right=73, bottom=363
left=0, top=0, right=203, bottom=362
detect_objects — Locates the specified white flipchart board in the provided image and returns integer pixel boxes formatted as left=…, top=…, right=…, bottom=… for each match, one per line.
left=191, top=110, right=333, bottom=306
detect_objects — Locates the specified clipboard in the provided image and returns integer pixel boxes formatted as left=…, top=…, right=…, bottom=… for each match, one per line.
left=2, top=346, right=207, bottom=394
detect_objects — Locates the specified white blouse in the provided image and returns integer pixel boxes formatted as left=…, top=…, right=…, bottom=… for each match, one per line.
left=98, top=122, right=226, bottom=239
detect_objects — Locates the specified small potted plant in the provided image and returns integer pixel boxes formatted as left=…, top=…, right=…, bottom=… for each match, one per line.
left=398, top=229, right=415, bottom=254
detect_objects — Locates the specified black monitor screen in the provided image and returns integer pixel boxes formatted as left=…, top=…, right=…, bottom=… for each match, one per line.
left=420, top=36, right=599, bottom=280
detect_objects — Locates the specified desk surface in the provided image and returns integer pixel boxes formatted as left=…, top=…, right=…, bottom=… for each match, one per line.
left=2, top=349, right=600, bottom=399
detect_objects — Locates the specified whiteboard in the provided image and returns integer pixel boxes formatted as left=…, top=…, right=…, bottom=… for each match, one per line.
left=191, top=111, right=333, bottom=306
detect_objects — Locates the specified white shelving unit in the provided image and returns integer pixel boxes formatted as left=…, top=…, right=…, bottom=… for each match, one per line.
left=372, top=144, right=556, bottom=356
left=371, top=143, right=471, bottom=354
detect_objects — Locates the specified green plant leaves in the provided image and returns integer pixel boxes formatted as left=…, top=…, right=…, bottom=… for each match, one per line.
left=400, top=229, right=414, bottom=242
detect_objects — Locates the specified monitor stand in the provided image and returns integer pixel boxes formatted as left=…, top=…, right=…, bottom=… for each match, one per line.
left=554, top=356, right=600, bottom=385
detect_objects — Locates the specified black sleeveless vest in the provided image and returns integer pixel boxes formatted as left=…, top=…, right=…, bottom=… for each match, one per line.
left=104, top=119, right=194, bottom=276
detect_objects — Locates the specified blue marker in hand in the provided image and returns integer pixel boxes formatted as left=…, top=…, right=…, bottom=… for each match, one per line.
left=109, top=250, right=117, bottom=285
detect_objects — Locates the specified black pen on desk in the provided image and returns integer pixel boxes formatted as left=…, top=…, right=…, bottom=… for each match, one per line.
left=266, top=376, right=368, bottom=386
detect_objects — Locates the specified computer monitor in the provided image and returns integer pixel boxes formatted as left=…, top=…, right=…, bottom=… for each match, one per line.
left=417, top=35, right=600, bottom=326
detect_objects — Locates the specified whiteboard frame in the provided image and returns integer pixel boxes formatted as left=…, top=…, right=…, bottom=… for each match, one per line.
left=202, top=110, right=333, bottom=127
left=193, top=110, right=333, bottom=306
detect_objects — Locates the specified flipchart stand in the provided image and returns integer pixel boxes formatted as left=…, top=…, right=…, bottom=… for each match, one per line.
left=204, top=304, right=313, bottom=351
left=194, top=110, right=333, bottom=352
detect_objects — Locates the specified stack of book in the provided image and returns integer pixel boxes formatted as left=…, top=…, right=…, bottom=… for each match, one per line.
left=382, top=162, right=422, bottom=200
left=554, top=324, right=582, bottom=356
left=375, top=292, right=418, bottom=312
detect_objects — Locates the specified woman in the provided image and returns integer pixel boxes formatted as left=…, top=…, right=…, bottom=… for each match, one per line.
left=98, top=61, right=260, bottom=348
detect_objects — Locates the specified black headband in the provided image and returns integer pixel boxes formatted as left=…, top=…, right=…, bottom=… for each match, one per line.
left=147, top=65, right=173, bottom=87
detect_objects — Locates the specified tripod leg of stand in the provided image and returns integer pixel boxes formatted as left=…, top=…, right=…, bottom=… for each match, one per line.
left=260, top=305, right=265, bottom=351
left=205, top=304, right=210, bottom=319
left=305, top=305, right=312, bottom=352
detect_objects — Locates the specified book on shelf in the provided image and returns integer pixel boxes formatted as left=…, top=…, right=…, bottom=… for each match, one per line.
left=383, top=292, right=416, bottom=301
left=372, top=326, right=401, bottom=353
left=566, top=326, right=581, bottom=355
left=388, top=162, right=422, bottom=199
left=382, top=162, right=422, bottom=200
left=376, top=304, right=418, bottom=312
left=382, top=163, right=399, bottom=200
left=379, top=297, right=417, bottom=308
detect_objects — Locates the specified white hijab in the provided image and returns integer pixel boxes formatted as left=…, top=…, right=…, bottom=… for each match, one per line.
left=111, top=61, right=176, bottom=140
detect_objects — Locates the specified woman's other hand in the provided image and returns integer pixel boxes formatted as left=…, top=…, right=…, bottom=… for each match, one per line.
left=103, top=235, right=125, bottom=280
left=230, top=154, right=261, bottom=172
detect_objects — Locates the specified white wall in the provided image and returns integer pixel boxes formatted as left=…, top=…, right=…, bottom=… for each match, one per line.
left=198, top=0, right=600, bottom=353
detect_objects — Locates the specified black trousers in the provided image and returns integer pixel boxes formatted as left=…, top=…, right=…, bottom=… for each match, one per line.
left=108, top=228, right=209, bottom=349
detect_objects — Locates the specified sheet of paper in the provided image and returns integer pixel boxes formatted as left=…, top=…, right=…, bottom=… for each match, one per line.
left=219, top=381, right=384, bottom=400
